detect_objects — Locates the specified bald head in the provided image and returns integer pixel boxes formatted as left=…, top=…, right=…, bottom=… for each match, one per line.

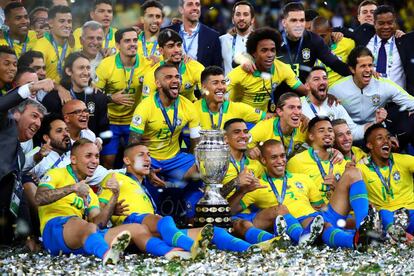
left=62, top=99, right=85, bottom=115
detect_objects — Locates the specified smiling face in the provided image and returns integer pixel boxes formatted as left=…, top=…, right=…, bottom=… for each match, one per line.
left=307, top=69, right=328, bottom=102
left=80, top=27, right=104, bottom=58
left=14, top=104, right=44, bottom=142
left=156, top=66, right=180, bottom=100
left=66, top=57, right=91, bottom=90
left=253, top=39, right=276, bottom=72
left=180, top=0, right=201, bottom=24
left=261, top=142, right=286, bottom=178
left=374, top=12, right=396, bottom=40
left=124, top=144, right=151, bottom=176
left=309, top=120, right=335, bottom=149
left=143, top=6, right=163, bottom=35
left=49, top=12, right=72, bottom=39
left=366, top=127, right=391, bottom=161
left=63, top=100, right=90, bottom=131
left=358, top=4, right=376, bottom=25
left=71, top=142, right=99, bottom=177
left=224, top=122, right=250, bottom=152
left=0, top=52, right=17, bottom=86
left=276, top=97, right=302, bottom=129
left=30, top=57, right=46, bottom=80
left=159, top=40, right=183, bottom=64
left=333, top=123, right=353, bottom=155
left=350, top=55, right=374, bottom=88
left=5, top=6, right=29, bottom=37
left=203, top=74, right=226, bottom=104
left=232, top=4, right=254, bottom=33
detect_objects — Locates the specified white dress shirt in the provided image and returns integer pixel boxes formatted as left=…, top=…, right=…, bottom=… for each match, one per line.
left=219, top=32, right=249, bottom=75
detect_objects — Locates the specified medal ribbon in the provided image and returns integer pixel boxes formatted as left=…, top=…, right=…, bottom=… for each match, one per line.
left=282, top=32, right=304, bottom=65
left=141, top=33, right=158, bottom=58
left=179, top=24, right=200, bottom=55
left=229, top=154, right=246, bottom=175
left=370, top=158, right=393, bottom=193
left=306, top=96, right=318, bottom=116
left=276, top=119, right=295, bottom=156
left=266, top=173, right=288, bottom=205
left=156, top=93, right=178, bottom=138
left=208, top=103, right=224, bottom=129
left=125, top=172, right=157, bottom=212
left=5, top=31, right=28, bottom=55
left=50, top=36, right=68, bottom=77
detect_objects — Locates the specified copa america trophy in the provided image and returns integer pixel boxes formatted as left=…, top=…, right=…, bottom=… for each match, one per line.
left=194, top=130, right=233, bottom=230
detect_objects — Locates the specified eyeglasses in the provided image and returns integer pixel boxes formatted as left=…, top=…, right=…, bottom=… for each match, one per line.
left=66, top=108, right=89, bottom=116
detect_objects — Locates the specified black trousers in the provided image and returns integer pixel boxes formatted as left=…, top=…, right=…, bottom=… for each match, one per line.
left=0, top=173, right=16, bottom=245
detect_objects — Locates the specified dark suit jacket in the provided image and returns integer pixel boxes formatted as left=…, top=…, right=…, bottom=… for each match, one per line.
left=0, top=89, right=26, bottom=181
left=165, top=23, right=222, bottom=68
left=352, top=24, right=414, bottom=95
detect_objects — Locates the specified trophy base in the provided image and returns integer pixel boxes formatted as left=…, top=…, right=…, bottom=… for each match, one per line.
left=193, top=184, right=233, bottom=231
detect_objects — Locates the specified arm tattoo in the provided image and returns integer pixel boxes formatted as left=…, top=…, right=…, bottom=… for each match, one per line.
left=92, top=194, right=118, bottom=228
left=35, top=185, right=75, bottom=206
left=128, top=132, right=142, bottom=145
left=220, top=177, right=239, bottom=198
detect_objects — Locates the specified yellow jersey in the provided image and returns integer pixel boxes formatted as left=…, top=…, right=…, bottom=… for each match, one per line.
left=37, top=166, right=100, bottom=234
left=73, top=26, right=117, bottom=51
left=99, top=172, right=155, bottom=225
left=287, top=148, right=347, bottom=203
left=0, top=30, right=38, bottom=58
left=95, top=52, right=152, bottom=124
left=130, top=93, right=200, bottom=160
left=137, top=31, right=161, bottom=59
left=32, top=32, right=73, bottom=83
left=227, top=59, right=302, bottom=111
left=316, top=37, right=355, bottom=87
left=248, top=116, right=307, bottom=157
left=142, top=60, right=204, bottom=102
left=240, top=172, right=324, bottom=218
left=357, top=154, right=414, bottom=211
left=194, top=98, right=266, bottom=130
left=345, top=146, right=367, bottom=163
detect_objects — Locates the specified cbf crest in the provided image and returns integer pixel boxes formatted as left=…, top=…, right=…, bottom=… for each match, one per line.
left=295, top=182, right=304, bottom=189
left=371, top=94, right=381, bottom=106
left=393, top=171, right=401, bottom=181
left=302, top=48, right=311, bottom=61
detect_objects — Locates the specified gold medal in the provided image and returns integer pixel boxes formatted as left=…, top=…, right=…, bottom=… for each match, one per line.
left=269, top=102, right=276, bottom=113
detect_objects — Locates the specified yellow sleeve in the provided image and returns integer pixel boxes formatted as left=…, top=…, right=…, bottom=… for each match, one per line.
left=98, top=176, right=113, bottom=204
left=73, top=28, right=83, bottom=51
left=306, top=177, right=324, bottom=205
left=278, top=61, right=302, bottom=90
left=240, top=190, right=257, bottom=211
left=186, top=100, right=200, bottom=129
left=286, top=157, right=301, bottom=174
left=236, top=102, right=266, bottom=123
left=142, top=68, right=157, bottom=98
left=130, top=99, right=150, bottom=134
left=400, top=154, right=414, bottom=174
left=87, top=190, right=100, bottom=212
left=248, top=120, right=267, bottom=149
left=191, top=61, right=204, bottom=88
left=38, top=169, right=60, bottom=190
left=95, top=58, right=110, bottom=89
left=227, top=68, right=243, bottom=102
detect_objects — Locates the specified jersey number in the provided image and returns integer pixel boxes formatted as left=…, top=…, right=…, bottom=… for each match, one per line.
left=156, top=128, right=171, bottom=140
left=253, top=93, right=266, bottom=103
left=291, top=63, right=300, bottom=76
left=71, top=197, right=84, bottom=210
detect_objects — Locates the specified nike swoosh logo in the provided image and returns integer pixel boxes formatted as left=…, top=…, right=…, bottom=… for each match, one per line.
left=309, top=174, right=318, bottom=178
left=367, top=179, right=376, bottom=184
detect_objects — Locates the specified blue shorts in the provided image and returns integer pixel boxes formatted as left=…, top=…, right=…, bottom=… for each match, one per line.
left=151, top=152, right=195, bottom=186
left=321, top=204, right=347, bottom=227
left=232, top=211, right=258, bottom=223
left=297, top=212, right=320, bottom=223
left=42, top=216, right=108, bottom=256
left=101, top=124, right=130, bottom=155
left=123, top=213, right=149, bottom=224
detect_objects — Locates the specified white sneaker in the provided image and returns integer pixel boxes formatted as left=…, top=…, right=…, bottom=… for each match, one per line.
left=102, top=230, right=131, bottom=265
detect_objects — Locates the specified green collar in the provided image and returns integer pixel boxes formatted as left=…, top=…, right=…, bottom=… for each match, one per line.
left=159, top=60, right=186, bottom=75
left=252, top=63, right=275, bottom=77
left=107, top=27, right=114, bottom=40
left=367, top=154, right=394, bottom=171
left=115, top=52, right=139, bottom=69
left=154, top=92, right=180, bottom=110
left=4, top=30, right=29, bottom=44
left=272, top=117, right=297, bottom=138
left=262, top=171, right=292, bottom=181
left=308, top=147, right=330, bottom=163
left=44, top=32, right=67, bottom=46
left=201, top=98, right=230, bottom=113
left=66, top=165, right=80, bottom=181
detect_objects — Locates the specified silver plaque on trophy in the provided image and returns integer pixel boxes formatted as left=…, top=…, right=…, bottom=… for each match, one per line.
left=194, top=130, right=232, bottom=230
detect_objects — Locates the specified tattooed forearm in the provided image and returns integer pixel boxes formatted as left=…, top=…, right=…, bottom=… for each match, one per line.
left=92, top=194, right=118, bottom=228
left=220, top=177, right=239, bottom=198
left=35, top=185, right=75, bottom=206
